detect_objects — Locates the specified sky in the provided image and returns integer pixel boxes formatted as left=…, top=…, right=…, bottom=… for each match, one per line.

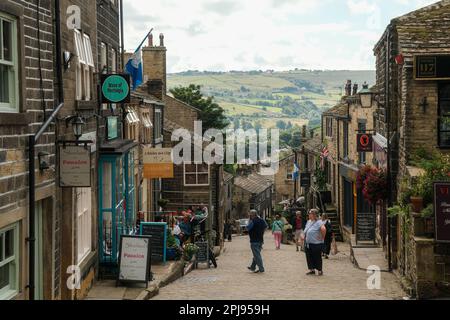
left=123, top=0, right=439, bottom=73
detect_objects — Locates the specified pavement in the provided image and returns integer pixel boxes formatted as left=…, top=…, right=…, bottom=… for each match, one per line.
left=152, top=232, right=407, bottom=300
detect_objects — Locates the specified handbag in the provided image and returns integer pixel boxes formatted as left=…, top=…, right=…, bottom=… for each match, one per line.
left=331, top=235, right=338, bottom=256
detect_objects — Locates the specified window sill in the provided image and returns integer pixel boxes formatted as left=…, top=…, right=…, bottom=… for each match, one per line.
left=76, top=100, right=97, bottom=110
left=0, top=289, right=18, bottom=300
left=0, top=112, right=29, bottom=126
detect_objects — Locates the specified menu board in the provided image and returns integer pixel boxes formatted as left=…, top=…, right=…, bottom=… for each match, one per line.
left=356, top=213, right=376, bottom=243
left=118, top=235, right=151, bottom=284
left=140, top=222, right=167, bottom=263
left=195, top=242, right=209, bottom=264
left=434, top=183, right=450, bottom=243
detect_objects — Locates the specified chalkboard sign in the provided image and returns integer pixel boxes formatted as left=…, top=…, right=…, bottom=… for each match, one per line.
left=194, top=242, right=210, bottom=268
left=117, top=235, right=151, bottom=285
left=140, top=222, right=167, bottom=263
left=356, top=213, right=376, bottom=244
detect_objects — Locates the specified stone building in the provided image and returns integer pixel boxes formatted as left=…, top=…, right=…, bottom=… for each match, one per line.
left=373, top=0, right=450, bottom=298
left=233, top=173, right=273, bottom=220
left=272, top=151, right=297, bottom=205
left=0, top=0, right=57, bottom=300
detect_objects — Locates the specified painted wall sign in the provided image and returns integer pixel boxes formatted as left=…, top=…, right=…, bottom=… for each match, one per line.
left=107, top=116, right=118, bottom=140
left=118, top=235, right=152, bottom=284
left=434, top=182, right=450, bottom=243
left=59, top=145, right=91, bottom=187
left=414, top=55, right=450, bottom=80
left=101, top=74, right=131, bottom=103
left=357, top=134, right=373, bottom=153
left=140, top=222, right=167, bottom=263
left=143, top=147, right=174, bottom=179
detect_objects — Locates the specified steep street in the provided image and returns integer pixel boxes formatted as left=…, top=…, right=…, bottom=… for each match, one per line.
left=153, top=234, right=406, bottom=300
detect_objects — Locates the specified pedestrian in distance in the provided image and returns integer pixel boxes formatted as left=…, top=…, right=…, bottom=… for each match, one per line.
left=247, top=209, right=268, bottom=274
left=303, top=209, right=327, bottom=276
left=291, top=211, right=304, bottom=252
left=272, top=214, right=284, bottom=250
left=321, top=214, right=333, bottom=259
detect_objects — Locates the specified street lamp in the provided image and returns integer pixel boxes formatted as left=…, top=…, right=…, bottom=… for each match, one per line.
left=359, top=82, right=372, bottom=108
left=72, top=116, right=85, bottom=140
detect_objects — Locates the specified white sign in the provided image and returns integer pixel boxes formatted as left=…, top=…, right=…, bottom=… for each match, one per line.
left=59, top=145, right=91, bottom=187
left=118, top=236, right=151, bottom=282
left=143, top=147, right=173, bottom=164
left=80, top=131, right=97, bottom=153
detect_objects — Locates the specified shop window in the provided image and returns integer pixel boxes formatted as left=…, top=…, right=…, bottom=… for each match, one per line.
left=0, top=12, right=19, bottom=112
left=100, top=42, right=107, bottom=74
left=0, top=223, right=19, bottom=300
left=343, top=122, right=349, bottom=158
left=76, top=188, right=92, bottom=264
left=74, top=30, right=94, bottom=101
left=184, top=164, right=210, bottom=186
left=439, top=83, right=450, bottom=148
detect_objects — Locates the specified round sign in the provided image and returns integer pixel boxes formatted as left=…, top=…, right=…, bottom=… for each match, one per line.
left=102, top=75, right=130, bottom=103
left=360, top=134, right=370, bottom=147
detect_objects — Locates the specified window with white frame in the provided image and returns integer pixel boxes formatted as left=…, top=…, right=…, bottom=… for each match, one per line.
left=100, top=42, right=107, bottom=74
left=76, top=188, right=92, bottom=264
left=154, top=109, right=162, bottom=143
left=0, top=223, right=19, bottom=300
left=0, top=12, right=19, bottom=112
left=184, top=164, right=210, bottom=186
left=111, top=48, right=117, bottom=73
left=126, top=108, right=140, bottom=141
left=74, top=30, right=94, bottom=101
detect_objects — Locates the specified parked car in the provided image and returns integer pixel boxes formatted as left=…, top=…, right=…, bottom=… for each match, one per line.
left=239, top=219, right=250, bottom=234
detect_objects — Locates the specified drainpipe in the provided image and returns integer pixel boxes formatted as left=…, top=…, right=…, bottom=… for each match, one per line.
left=120, top=0, right=125, bottom=70
left=386, top=25, right=393, bottom=272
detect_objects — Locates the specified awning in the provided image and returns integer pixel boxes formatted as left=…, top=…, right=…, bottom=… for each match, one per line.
left=126, top=108, right=140, bottom=124
left=142, top=113, right=153, bottom=128
left=373, top=133, right=387, bottom=150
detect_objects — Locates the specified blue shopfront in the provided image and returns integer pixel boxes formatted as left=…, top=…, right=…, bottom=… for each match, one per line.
left=98, top=139, right=138, bottom=272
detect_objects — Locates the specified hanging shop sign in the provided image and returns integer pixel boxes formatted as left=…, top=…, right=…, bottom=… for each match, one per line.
left=140, top=222, right=167, bottom=263
left=107, top=116, right=119, bottom=140
left=300, top=173, right=311, bottom=188
left=143, top=147, right=174, bottom=179
left=118, top=235, right=152, bottom=285
left=414, top=55, right=450, bottom=80
left=59, top=145, right=91, bottom=188
left=434, top=182, right=450, bottom=243
left=101, top=74, right=131, bottom=104
left=357, top=134, right=373, bottom=153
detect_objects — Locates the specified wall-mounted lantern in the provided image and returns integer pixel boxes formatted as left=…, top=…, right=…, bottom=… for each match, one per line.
left=63, top=51, right=74, bottom=71
left=65, top=115, right=86, bottom=140
left=359, top=82, right=372, bottom=108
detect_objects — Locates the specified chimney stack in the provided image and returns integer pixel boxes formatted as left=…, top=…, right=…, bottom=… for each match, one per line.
left=159, top=33, right=164, bottom=47
left=147, top=79, right=164, bottom=100
left=148, top=33, right=153, bottom=47
left=345, top=80, right=352, bottom=96
left=353, top=83, right=358, bottom=96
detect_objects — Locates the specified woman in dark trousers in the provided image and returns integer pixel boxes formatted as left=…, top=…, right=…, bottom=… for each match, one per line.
left=303, top=209, right=327, bottom=276
left=321, top=214, right=333, bottom=259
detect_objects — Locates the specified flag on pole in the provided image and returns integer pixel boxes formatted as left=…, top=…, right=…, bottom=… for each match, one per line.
left=293, top=162, right=300, bottom=181
left=125, top=29, right=153, bottom=91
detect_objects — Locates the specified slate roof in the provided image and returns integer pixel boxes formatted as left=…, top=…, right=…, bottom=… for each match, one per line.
left=375, top=0, right=450, bottom=56
left=303, top=135, right=322, bottom=155
left=234, top=173, right=273, bottom=194
left=223, top=171, right=234, bottom=182
left=323, top=103, right=348, bottom=118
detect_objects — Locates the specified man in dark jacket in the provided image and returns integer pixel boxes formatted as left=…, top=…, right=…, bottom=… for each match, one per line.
left=247, top=210, right=268, bottom=273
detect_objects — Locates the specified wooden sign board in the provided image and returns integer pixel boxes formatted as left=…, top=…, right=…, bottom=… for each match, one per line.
left=414, top=55, right=450, bottom=80
left=143, top=148, right=174, bottom=179
left=140, top=222, right=167, bottom=263
left=59, top=145, right=91, bottom=188
left=434, top=182, right=450, bottom=243
left=118, top=235, right=152, bottom=285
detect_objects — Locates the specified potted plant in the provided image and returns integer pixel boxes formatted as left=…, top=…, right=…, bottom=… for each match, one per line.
left=410, top=176, right=425, bottom=213
left=166, top=229, right=180, bottom=261
left=157, top=198, right=170, bottom=210
left=421, top=204, right=435, bottom=237
left=183, top=243, right=199, bottom=262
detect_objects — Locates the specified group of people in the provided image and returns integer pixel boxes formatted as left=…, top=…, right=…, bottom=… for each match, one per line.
left=173, top=205, right=209, bottom=245
left=246, top=209, right=334, bottom=276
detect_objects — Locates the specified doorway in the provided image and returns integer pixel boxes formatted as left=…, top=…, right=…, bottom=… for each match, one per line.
left=34, top=201, right=44, bottom=300
left=343, top=179, right=354, bottom=229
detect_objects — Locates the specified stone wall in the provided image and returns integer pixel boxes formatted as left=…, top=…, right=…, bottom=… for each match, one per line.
left=164, top=96, right=199, bottom=132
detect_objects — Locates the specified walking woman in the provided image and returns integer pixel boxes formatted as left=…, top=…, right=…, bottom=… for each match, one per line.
left=321, top=214, right=333, bottom=259
left=272, top=214, right=284, bottom=250
left=303, top=209, right=327, bottom=276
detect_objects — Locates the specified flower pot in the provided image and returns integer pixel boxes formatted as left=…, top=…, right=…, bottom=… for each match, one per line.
left=410, top=196, right=424, bottom=213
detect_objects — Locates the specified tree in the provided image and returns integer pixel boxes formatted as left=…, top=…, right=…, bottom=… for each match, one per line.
left=276, top=120, right=287, bottom=130
left=170, top=84, right=229, bottom=131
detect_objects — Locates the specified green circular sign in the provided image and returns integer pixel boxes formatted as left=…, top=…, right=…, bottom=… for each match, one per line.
left=102, top=75, right=130, bottom=103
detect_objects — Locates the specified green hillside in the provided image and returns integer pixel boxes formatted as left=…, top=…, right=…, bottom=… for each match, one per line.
left=167, top=70, right=375, bottom=130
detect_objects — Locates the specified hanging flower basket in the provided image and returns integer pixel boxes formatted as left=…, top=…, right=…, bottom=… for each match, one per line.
left=357, top=165, right=376, bottom=189
left=362, top=168, right=388, bottom=204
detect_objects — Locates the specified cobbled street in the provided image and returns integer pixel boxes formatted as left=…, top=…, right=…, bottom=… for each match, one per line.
left=153, top=233, right=406, bottom=300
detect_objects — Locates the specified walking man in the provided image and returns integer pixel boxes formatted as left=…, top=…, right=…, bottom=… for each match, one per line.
left=291, top=211, right=304, bottom=252
left=303, top=209, right=327, bottom=276
left=247, top=210, right=268, bottom=273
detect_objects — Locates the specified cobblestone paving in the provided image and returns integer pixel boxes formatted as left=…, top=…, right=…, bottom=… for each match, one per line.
left=153, top=233, right=406, bottom=300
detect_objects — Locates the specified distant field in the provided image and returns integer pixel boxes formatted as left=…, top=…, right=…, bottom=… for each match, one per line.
left=167, top=70, right=375, bottom=130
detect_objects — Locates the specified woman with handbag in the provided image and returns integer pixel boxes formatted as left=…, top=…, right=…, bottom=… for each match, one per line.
left=303, top=209, right=327, bottom=276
